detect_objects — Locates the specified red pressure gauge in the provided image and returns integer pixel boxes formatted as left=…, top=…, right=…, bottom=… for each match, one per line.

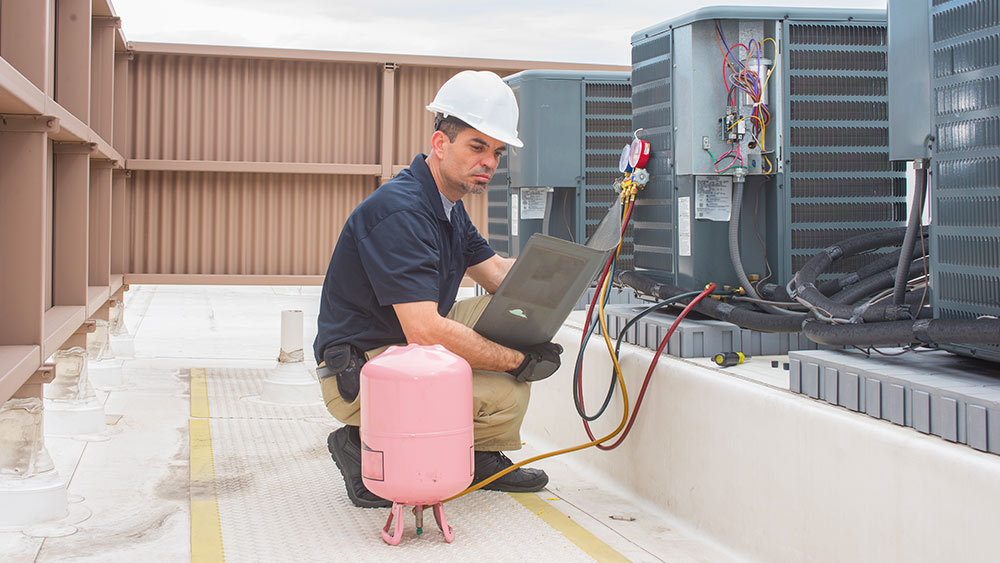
left=628, top=138, right=650, bottom=170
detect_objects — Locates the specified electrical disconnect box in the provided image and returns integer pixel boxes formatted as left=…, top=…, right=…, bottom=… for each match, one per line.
left=630, top=7, right=907, bottom=290
left=927, top=0, right=1000, bottom=363
left=487, top=70, right=633, bottom=265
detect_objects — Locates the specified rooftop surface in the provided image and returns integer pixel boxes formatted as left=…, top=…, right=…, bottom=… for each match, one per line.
left=0, top=285, right=731, bottom=562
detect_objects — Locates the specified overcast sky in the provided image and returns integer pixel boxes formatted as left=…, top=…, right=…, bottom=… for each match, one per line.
left=112, top=0, right=887, bottom=65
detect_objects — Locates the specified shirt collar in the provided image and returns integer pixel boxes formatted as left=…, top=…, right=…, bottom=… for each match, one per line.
left=410, top=154, right=450, bottom=222
left=439, top=191, right=456, bottom=221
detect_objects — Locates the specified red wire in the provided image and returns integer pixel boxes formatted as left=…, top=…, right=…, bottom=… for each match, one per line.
left=583, top=283, right=717, bottom=450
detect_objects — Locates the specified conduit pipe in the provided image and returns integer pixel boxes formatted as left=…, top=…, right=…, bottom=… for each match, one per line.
left=728, top=180, right=797, bottom=315
left=892, top=159, right=928, bottom=306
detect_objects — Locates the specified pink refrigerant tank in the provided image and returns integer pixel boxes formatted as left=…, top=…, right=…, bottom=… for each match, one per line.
left=360, top=343, right=474, bottom=545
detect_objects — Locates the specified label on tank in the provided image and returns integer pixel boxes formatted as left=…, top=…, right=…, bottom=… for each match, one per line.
left=361, top=443, right=385, bottom=482
left=695, top=176, right=733, bottom=222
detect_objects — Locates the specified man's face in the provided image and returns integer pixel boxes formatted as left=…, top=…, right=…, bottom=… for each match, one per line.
left=436, top=128, right=506, bottom=196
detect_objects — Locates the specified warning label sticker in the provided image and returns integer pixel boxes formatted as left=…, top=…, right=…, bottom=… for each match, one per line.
left=678, top=196, right=692, bottom=257
left=695, top=176, right=733, bottom=222
left=511, top=193, right=519, bottom=237
left=520, top=187, right=547, bottom=220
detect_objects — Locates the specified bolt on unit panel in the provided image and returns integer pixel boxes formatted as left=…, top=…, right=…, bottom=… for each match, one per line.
left=486, top=70, right=633, bottom=266
left=630, top=7, right=906, bottom=291
left=928, top=0, right=1000, bottom=363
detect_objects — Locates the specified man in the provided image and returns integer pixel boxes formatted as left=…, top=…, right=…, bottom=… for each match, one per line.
left=314, top=70, right=563, bottom=508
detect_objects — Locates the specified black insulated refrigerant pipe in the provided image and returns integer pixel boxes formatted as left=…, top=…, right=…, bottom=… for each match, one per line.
left=892, top=159, right=928, bottom=306
left=615, top=270, right=923, bottom=338
left=789, top=227, right=926, bottom=321
left=761, top=232, right=927, bottom=304
left=829, top=258, right=927, bottom=305
left=802, top=317, right=1000, bottom=347
left=616, top=270, right=929, bottom=333
left=616, top=270, right=806, bottom=333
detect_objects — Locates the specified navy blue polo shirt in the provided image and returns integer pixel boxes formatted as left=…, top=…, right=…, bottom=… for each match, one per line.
left=313, top=154, right=495, bottom=362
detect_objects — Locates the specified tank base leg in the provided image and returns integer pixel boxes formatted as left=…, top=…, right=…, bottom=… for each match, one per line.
left=433, top=502, right=454, bottom=543
left=381, top=502, right=405, bottom=545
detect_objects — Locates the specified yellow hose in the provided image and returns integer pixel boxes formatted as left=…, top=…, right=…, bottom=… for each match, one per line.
left=446, top=196, right=636, bottom=501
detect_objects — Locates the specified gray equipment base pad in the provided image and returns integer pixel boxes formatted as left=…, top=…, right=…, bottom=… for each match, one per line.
left=602, top=304, right=824, bottom=358
left=788, top=349, right=1000, bottom=455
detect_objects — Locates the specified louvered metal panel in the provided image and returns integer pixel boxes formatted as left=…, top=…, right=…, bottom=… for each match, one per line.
left=630, top=28, right=673, bottom=279
left=782, top=19, right=907, bottom=283
left=930, top=0, right=1000, bottom=362
left=584, top=80, right=634, bottom=270
left=487, top=70, right=632, bottom=261
left=486, top=152, right=510, bottom=256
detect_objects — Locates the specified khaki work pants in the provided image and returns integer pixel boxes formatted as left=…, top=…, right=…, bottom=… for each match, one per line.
left=320, top=295, right=530, bottom=451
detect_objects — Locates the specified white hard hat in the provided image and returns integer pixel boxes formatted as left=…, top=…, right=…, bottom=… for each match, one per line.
left=426, top=70, right=523, bottom=148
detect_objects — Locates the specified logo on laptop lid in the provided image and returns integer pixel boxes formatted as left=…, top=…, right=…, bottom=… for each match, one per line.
left=507, top=308, right=527, bottom=319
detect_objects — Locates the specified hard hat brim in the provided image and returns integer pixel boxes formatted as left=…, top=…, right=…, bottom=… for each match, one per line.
left=426, top=104, right=523, bottom=148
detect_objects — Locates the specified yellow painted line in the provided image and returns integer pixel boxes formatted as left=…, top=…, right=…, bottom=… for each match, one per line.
left=190, top=367, right=210, bottom=418
left=509, top=492, right=629, bottom=563
left=190, top=368, right=225, bottom=562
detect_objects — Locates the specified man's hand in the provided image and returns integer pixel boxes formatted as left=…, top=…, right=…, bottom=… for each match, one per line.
left=506, top=342, right=564, bottom=382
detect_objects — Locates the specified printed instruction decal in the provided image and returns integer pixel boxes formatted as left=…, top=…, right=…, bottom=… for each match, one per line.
left=678, top=196, right=692, bottom=257
left=519, top=187, right=547, bottom=220
left=695, top=176, right=733, bottom=222
left=511, top=193, right=519, bottom=237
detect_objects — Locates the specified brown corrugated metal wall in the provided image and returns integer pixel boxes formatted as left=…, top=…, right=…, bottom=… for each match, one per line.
left=130, top=55, right=381, bottom=163
left=130, top=171, right=374, bottom=275
left=123, top=44, right=626, bottom=283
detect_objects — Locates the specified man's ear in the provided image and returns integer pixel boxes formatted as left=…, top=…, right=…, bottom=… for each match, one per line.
left=430, top=130, right=450, bottom=159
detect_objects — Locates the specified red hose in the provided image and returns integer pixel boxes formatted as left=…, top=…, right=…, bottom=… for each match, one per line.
left=581, top=283, right=717, bottom=450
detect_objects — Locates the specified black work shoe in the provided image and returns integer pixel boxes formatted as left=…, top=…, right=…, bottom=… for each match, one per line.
left=472, top=451, right=549, bottom=493
left=327, top=426, right=391, bottom=508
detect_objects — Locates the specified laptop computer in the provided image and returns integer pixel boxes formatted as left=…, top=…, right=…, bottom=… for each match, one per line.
left=473, top=199, right=623, bottom=349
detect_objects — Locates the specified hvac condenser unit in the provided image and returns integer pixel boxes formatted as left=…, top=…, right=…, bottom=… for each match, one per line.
left=487, top=70, right=633, bottom=265
left=928, top=0, right=1000, bottom=362
left=630, top=7, right=907, bottom=290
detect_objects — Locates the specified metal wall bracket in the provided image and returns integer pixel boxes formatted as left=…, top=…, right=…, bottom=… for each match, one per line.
left=0, top=114, right=60, bottom=133
left=93, top=16, right=122, bottom=28
left=53, top=141, right=98, bottom=154
left=29, top=364, right=56, bottom=385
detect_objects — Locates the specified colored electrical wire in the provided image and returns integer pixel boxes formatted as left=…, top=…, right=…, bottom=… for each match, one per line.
left=714, top=22, right=777, bottom=174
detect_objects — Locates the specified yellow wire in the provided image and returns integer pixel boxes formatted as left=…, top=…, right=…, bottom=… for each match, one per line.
left=446, top=198, right=635, bottom=502
left=759, top=38, right=777, bottom=173
left=727, top=114, right=766, bottom=132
